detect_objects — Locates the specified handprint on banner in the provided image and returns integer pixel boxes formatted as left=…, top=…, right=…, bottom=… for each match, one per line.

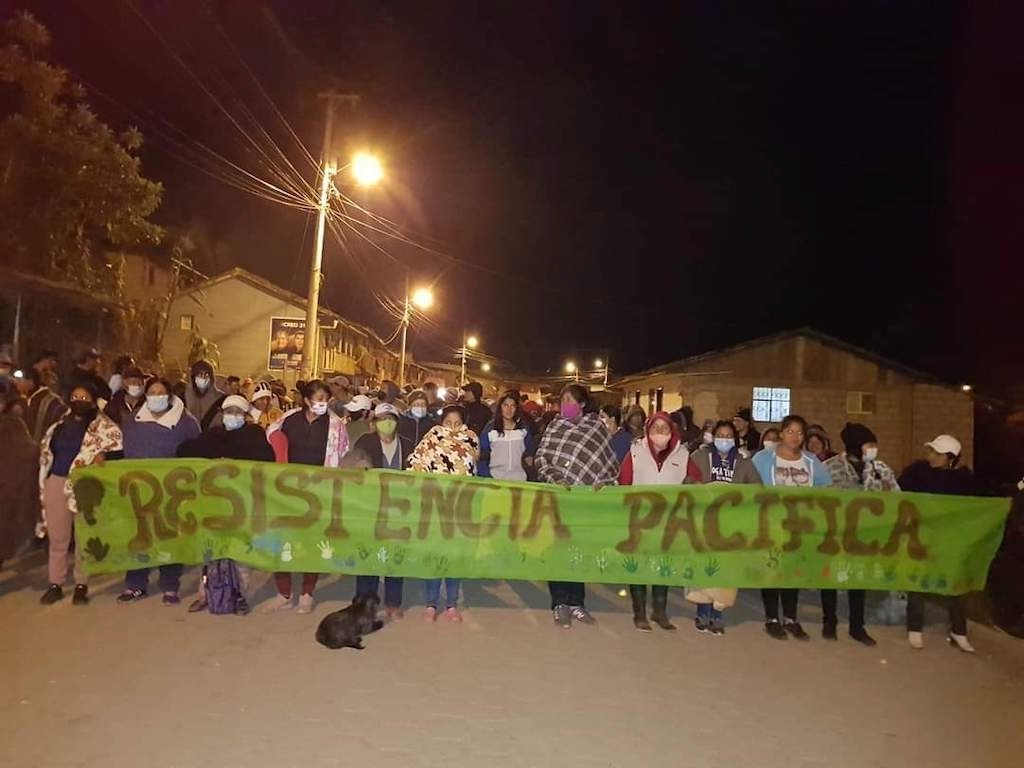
left=377, top=546, right=390, bottom=564
left=594, top=550, right=610, bottom=573
left=280, top=543, right=293, bottom=563
left=317, top=541, right=334, bottom=560
left=568, top=545, right=584, bottom=570
left=704, top=558, right=721, bottom=577
left=84, top=537, right=109, bottom=562
left=835, top=562, right=851, bottom=584
left=621, top=556, right=639, bottom=574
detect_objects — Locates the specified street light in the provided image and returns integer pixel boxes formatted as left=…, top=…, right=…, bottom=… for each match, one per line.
left=466, top=336, right=479, bottom=349
left=594, top=358, right=604, bottom=369
left=460, top=335, right=480, bottom=387
left=399, top=282, right=434, bottom=387
left=565, top=361, right=578, bottom=382
left=352, top=152, right=384, bottom=187
left=481, top=362, right=491, bottom=373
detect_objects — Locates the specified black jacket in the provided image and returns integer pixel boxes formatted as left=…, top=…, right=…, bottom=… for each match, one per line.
left=399, top=413, right=437, bottom=447
left=463, top=401, right=493, bottom=438
left=176, top=423, right=275, bottom=462
left=897, top=461, right=985, bottom=496
left=103, top=390, right=143, bottom=427
left=353, top=432, right=413, bottom=469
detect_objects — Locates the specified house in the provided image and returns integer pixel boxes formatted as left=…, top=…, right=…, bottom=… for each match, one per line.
left=613, top=328, right=975, bottom=471
left=162, top=268, right=432, bottom=385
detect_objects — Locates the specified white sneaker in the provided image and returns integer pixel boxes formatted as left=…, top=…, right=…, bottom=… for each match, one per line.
left=261, top=594, right=293, bottom=614
left=948, top=633, right=975, bottom=653
left=908, top=631, right=924, bottom=650
left=296, top=594, right=314, bottom=615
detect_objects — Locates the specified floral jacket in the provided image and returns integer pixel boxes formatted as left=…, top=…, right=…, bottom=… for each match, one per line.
left=409, top=425, right=479, bottom=475
left=824, top=453, right=901, bottom=492
left=39, top=411, right=123, bottom=515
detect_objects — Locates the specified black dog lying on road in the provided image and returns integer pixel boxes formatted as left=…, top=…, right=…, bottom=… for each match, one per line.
left=315, top=593, right=384, bottom=650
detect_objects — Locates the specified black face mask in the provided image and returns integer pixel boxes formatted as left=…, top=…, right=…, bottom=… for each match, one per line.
left=69, top=401, right=98, bottom=420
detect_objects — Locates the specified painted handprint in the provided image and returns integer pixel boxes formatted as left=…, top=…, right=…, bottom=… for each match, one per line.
left=835, top=561, right=851, bottom=584
left=621, top=555, right=639, bottom=574
left=594, top=550, right=610, bottom=573
left=84, top=537, right=109, bottom=562
left=280, top=542, right=293, bottom=563
left=391, top=546, right=407, bottom=565
left=920, top=574, right=932, bottom=591
left=682, top=563, right=694, bottom=580
left=377, top=546, right=390, bottom=564
left=357, top=545, right=371, bottom=560
left=134, top=552, right=151, bottom=564
left=317, top=541, right=334, bottom=560
left=934, top=574, right=948, bottom=591
left=432, top=555, right=450, bottom=575
left=704, top=558, right=721, bottom=577
left=884, top=565, right=898, bottom=582
left=568, top=545, right=584, bottom=570
left=764, top=547, right=782, bottom=570
left=657, top=557, right=676, bottom=578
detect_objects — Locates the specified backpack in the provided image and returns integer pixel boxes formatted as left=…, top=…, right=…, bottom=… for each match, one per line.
left=205, top=559, right=247, bottom=615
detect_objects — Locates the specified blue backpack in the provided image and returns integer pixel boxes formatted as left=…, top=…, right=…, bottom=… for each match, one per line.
left=205, top=559, right=247, bottom=615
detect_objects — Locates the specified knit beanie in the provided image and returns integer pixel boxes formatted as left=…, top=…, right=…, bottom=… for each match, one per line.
left=840, top=422, right=876, bottom=460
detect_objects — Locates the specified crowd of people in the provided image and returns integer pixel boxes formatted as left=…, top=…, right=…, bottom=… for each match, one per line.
left=0, top=346, right=1002, bottom=651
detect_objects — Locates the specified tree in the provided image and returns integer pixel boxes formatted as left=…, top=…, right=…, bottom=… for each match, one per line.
left=0, top=11, right=164, bottom=297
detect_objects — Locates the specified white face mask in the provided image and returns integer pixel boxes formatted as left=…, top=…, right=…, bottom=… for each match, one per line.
left=127, top=384, right=145, bottom=399
left=310, top=401, right=329, bottom=416
left=863, top=447, right=879, bottom=462
left=763, top=440, right=777, bottom=451
left=194, top=376, right=210, bottom=392
left=108, top=374, right=123, bottom=393
left=223, top=413, right=246, bottom=431
left=411, top=406, right=427, bottom=419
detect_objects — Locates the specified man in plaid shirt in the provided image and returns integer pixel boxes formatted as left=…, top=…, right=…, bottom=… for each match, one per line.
left=535, top=384, right=619, bottom=628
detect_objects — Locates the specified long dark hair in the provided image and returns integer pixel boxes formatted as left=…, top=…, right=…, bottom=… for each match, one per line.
left=302, top=379, right=331, bottom=408
left=494, top=390, right=522, bottom=436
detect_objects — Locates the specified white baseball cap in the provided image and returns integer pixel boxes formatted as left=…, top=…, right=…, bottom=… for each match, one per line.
left=925, top=435, right=962, bottom=457
left=374, top=403, right=400, bottom=418
left=249, top=382, right=273, bottom=402
left=221, top=395, right=250, bottom=412
left=344, top=394, right=373, bottom=412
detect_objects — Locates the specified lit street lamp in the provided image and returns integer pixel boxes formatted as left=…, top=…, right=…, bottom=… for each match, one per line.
left=398, top=281, right=434, bottom=387
left=352, top=151, right=384, bottom=187
left=481, top=362, right=491, bottom=373
left=460, top=335, right=480, bottom=387
left=565, top=361, right=578, bottom=382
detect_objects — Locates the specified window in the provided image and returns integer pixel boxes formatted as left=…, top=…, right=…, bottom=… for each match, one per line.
left=647, top=387, right=664, bottom=413
left=634, top=390, right=641, bottom=406
left=846, top=391, right=876, bottom=415
left=752, top=386, right=791, bottom=422
left=179, top=314, right=194, bottom=331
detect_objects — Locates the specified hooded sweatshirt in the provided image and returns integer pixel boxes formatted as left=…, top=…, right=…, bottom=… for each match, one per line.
left=185, top=360, right=226, bottom=430
left=618, top=412, right=689, bottom=486
left=478, top=416, right=536, bottom=482
left=752, top=445, right=832, bottom=487
left=122, top=396, right=201, bottom=459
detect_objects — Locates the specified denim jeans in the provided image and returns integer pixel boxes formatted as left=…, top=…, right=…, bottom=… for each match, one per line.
left=423, top=578, right=461, bottom=608
left=355, top=575, right=404, bottom=608
left=125, top=565, right=183, bottom=593
left=696, top=603, right=723, bottom=622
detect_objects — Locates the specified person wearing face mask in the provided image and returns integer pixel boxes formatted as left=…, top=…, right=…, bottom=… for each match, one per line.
left=759, top=428, right=780, bottom=452
left=399, top=390, right=438, bottom=447
left=117, top=377, right=201, bottom=605
left=618, top=412, right=689, bottom=632
left=185, top=359, right=226, bottom=431
left=684, top=420, right=760, bottom=634
left=343, top=394, right=375, bottom=444
left=535, top=384, right=619, bottom=629
left=176, top=395, right=275, bottom=614
left=409, top=404, right=480, bottom=621
left=264, top=380, right=350, bottom=615
left=107, top=354, right=136, bottom=397
left=248, top=381, right=284, bottom=429
left=103, top=366, right=147, bottom=426
left=478, top=391, right=535, bottom=482
left=38, top=383, right=123, bottom=606
left=751, top=414, right=832, bottom=640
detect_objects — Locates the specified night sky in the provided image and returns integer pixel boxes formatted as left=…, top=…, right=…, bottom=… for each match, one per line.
left=8, top=1, right=1023, bottom=391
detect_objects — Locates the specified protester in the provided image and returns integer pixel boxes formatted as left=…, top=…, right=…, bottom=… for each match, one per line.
left=18, top=367, right=66, bottom=443
left=732, top=407, right=760, bottom=453
left=344, top=393, right=374, bottom=444
left=326, top=375, right=351, bottom=417
left=399, top=389, right=438, bottom=447
left=599, top=404, right=629, bottom=462
left=760, top=427, right=780, bottom=451
left=751, top=414, right=831, bottom=640
left=698, top=419, right=715, bottom=449
left=671, top=405, right=702, bottom=450
left=460, top=381, right=493, bottom=437
left=683, top=420, right=760, bottom=633
left=32, top=350, right=60, bottom=391
left=624, top=404, right=646, bottom=441
left=0, top=403, right=39, bottom=568
left=103, top=366, right=146, bottom=426
left=806, top=424, right=837, bottom=462
left=423, top=381, right=443, bottom=413
left=118, top=377, right=201, bottom=605
left=618, top=412, right=688, bottom=632
left=478, top=391, right=535, bottom=482
left=898, top=434, right=983, bottom=652
left=108, top=354, right=135, bottom=396
left=66, top=348, right=111, bottom=402
left=818, top=422, right=900, bottom=646
left=986, top=479, right=1024, bottom=638
left=225, top=376, right=241, bottom=395
left=409, top=404, right=480, bottom=622
left=177, top=395, right=275, bottom=615
left=352, top=403, right=413, bottom=618
left=264, top=380, right=350, bottom=614
left=537, top=394, right=561, bottom=436
left=38, top=383, right=123, bottom=605
left=535, top=384, right=619, bottom=629
left=249, top=381, right=284, bottom=429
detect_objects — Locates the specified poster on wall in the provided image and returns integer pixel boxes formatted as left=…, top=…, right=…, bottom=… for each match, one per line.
left=268, top=317, right=306, bottom=370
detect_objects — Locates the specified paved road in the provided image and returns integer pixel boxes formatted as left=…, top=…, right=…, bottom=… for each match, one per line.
left=2, top=550, right=1022, bottom=768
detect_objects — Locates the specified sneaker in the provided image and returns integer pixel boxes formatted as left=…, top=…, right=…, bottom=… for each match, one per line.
left=948, top=633, right=975, bottom=653
left=40, top=584, right=63, bottom=605
left=72, top=584, right=89, bottom=606
left=444, top=607, right=463, bottom=623
left=261, top=594, right=293, bottom=614
left=553, top=604, right=572, bottom=629
left=695, top=617, right=712, bottom=634
left=784, top=620, right=810, bottom=641
left=161, top=593, right=181, bottom=607
left=908, top=631, right=924, bottom=650
left=570, top=606, right=596, bottom=625
left=822, top=622, right=838, bottom=641
left=296, top=594, right=314, bottom=614
left=117, top=589, right=146, bottom=603
left=709, top=619, right=726, bottom=636
left=765, top=619, right=788, bottom=640
left=423, top=606, right=438, bottom=623
left=850, top=627, right=877, bottom=647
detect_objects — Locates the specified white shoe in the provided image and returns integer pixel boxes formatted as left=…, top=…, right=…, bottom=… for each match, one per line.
left=948, top=633, right=975, bottom=653
left=261, top=594, right=293, bottom=614
left=908, top=631, right=924, bottom=650
left=296, top=594, right=314, bottom=615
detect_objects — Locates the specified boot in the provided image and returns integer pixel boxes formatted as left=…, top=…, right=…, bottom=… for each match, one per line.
left=630, top=585, right=651, bottom=632
left=650, top=585, right=676, bottom=630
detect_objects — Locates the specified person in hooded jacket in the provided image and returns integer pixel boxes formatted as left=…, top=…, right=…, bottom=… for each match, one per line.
left=185, top=359, right=226, bottom=431
left=399, top=389, right=438, bottom=447
left=103, top=366, right=147, bottom=427
left=898, top=434, right=984, bottom=652
left=618, top=412, right=689, bottom=632
left=611, top=404, right=645, bottom=462
left=460, top=381, right=493, bottom=437
left=477, top=390, right=535, bottom=482
left=806, top=424, right=838, bottom=463
left=821, top=422, right=900, bottom=646
left=751, top=414, right=832, bottom=641
left=248, top=381, right=285, bottom=429
left=671, top=405, right=702, bottom=451
left=732, top=407, right=761, bottom=454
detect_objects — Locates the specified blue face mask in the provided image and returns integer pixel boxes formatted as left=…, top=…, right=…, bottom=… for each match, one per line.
left=223, top=413, right=246, bottom=431
left=146, top=395, right=169, bottom=413
left=714, top=437, right=735, bottom=454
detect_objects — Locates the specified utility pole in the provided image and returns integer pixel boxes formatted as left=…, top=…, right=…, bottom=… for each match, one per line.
left=398, top=273, right=410, bottom=388
left=302, top=91, right=360, bottom=381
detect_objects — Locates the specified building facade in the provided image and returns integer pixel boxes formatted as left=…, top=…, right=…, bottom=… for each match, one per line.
left=614, top=329, right=974, bottom=471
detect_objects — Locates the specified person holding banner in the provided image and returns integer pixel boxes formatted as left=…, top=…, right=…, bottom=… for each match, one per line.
left=264, top=380, right=350, bottom=615
left=409, top=404, right=480, bottom=622
left=249, top=382, right=284, bottom=430
left=535, top=384, right=619, bottom=629
left=684, top=419, right=761, bottom=634
left=751, top=414, right=832, bottom=640
left=618, top=412, right=689, bottom=632
left=477, top=391, right=535, bottom=482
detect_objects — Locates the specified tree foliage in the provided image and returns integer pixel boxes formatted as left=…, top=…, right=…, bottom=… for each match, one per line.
left=0, top=11, right=164, bottom=297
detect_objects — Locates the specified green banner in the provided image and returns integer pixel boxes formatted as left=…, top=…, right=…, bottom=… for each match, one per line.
left=70, top=460, right=1009, bottom=594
